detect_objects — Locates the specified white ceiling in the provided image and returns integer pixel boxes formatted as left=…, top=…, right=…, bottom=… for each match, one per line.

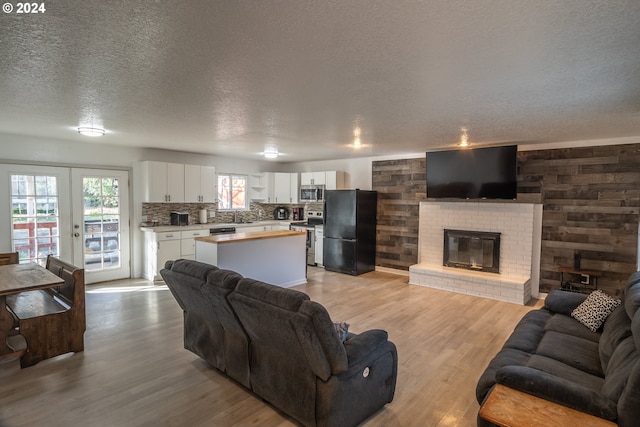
left=1, top=0, right=639, bottom=162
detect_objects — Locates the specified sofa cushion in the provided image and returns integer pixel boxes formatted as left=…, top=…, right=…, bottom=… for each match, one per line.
left=601, top=337, right=638, bottom=402
left=615, top=310, right=640, bottom=427
left=501, top=310, right=551, bottom=353
left=624, top=272, right=640, bottom=319
left=545, top=313, right=601, bottom=343
left=475, top=348, right=531, bottom=402
left=235, top=278, right=309, bottom=311
left=535, top=331, right=603, bottom=377
left=545, top=290, right=589, bottom=315
left=571, top=290, right=621, bottom=332
left=599, top=305, right=632, bottom=372
left=298, top=300, right=349, bottom=378
left=167, top=258, right=217, bottom=280
left=495, top=366, right=617, bottom=420
left=526, top=354, right=605, bottom=392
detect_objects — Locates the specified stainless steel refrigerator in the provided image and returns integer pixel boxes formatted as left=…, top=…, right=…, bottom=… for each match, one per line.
left=323, top=189, right=377, bottom=275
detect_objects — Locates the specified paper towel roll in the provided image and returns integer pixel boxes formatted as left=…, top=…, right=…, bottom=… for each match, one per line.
left=199, top=209, right=208, bottom=224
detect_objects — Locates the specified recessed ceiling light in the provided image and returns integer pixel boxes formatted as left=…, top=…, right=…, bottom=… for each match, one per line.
left=77, top=126, right=106, bottom=137
left=459, top=127, right=469, bottom=147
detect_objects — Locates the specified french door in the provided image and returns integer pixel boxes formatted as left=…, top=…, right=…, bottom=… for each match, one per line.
left=1, top=165, right=130, bottom=284
left=71, top=169, right=130, bottom=283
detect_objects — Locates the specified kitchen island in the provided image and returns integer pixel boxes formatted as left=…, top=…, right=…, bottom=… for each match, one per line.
left=195, top=229, right=307, bottom=287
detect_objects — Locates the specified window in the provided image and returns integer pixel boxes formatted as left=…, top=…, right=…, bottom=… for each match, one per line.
left=11, top=174, right=60, bottom=264
left=217, top=174, right=248, bottom=210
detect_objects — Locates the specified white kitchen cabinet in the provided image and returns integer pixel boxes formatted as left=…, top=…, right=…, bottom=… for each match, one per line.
left=273, top=172, right=299, bottom=204
left=180, top=229, right=210, bottom=259
left=141, top=161, right=185, bottom=203
left=290, top=173, right=299, bottom=203
left=143, top=228, right=209, bottom=280
left=300, top=172, right=326, bottom=186
left=324, top=171, right=345, bottom=190
left=144, top=231, right=181, bottom=280
left=184, top=165, right=216, bottom=203
left=239, top=225, right=272, bottom=233
left=315, top=226, right=324, bottom=266
left=300, top=171, right=345, bottom=190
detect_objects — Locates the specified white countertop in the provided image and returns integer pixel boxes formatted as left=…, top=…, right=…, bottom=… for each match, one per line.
left=140, top=220, right=291, bottom=233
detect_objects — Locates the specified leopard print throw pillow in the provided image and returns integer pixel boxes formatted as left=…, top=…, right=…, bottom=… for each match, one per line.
left=571, top=290, right=621, bottom=332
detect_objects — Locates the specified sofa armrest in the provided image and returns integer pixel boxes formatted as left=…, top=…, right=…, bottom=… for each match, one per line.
left=496, top=365, right=617, bottom=420
left=343, top=329, right=389, bottom=365
left=544, top=290, right=588, bottom=315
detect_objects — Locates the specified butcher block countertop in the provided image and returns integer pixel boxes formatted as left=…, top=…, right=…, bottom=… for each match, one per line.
left=195, top=229, right=305, bottom=244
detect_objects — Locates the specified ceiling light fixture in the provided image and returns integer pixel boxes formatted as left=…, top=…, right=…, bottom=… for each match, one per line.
left=77, top=126, right=106, bottom=137
left=353, top=127, right=362, bottom=149
left=459, top=127, right=469, bottom=147
left=263, top=144, right=279, bottom=159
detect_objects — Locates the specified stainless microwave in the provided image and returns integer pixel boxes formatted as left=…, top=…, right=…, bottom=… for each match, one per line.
left=300, top=185, right=324, bottom=202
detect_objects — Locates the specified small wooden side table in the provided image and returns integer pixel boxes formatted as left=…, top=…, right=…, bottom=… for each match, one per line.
left=479, top=384, right=617, bottom=427
left=558, top=266, right=602, bottom=293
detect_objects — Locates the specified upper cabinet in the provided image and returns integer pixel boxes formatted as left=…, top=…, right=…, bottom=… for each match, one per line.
left=141, top=161, right=215, bottom=203
left=272, top=172, right=299, bottom=204
left=300, top=172, right=326, bottom=186
left=301, top=171, right=345, bottom=190
left=141, top=161, right=185, bottom=203
left=184, top=164, right=216, bottom=203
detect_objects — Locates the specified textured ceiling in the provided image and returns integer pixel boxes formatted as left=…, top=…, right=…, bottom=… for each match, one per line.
left=1, top=0, right=639, bottom=162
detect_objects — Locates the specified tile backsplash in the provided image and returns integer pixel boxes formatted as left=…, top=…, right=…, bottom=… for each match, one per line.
left=141, top=202, right=323, bottom=226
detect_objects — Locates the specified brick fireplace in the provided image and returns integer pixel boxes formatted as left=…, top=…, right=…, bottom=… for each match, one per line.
left=409, top=201, right=542, bottom=305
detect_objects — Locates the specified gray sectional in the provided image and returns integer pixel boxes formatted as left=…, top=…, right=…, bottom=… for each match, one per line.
left=161, top=259, right=398, bottom=427
left=476, top=272, right=640, bottom=426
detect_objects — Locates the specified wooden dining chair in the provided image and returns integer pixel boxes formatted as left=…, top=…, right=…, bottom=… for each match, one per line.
left=0, top=252, right=19, bottom=266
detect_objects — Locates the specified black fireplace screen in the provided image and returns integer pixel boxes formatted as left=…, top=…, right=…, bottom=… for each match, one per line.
left=443, top=229, right=501, bottom=273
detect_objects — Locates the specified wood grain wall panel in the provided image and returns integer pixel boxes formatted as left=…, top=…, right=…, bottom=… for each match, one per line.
left=519, top=143, right=640, bottom=296
left=372, top=158, right=425, bottom=270
left=373, top=144, right=639, bottom=296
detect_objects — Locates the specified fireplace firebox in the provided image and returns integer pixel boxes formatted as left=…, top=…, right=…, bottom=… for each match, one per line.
left=443, top=229, right=501, bottom=273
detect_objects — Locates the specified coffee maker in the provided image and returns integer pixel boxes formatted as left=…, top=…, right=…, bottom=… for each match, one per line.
left=292, top=207, right=304, bottom=221
left=273, top=206, right=289, bottom=220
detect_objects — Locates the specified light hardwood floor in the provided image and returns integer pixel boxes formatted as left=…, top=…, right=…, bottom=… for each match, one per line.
left=0, top=267, right=542, bottom=427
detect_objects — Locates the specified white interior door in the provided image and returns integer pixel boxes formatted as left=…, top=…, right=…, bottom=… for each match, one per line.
left=71, top=169, right=130, bottom=284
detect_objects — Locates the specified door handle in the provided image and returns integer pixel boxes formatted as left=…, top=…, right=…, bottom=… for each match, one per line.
left=74, top=232, right=80, bottom=237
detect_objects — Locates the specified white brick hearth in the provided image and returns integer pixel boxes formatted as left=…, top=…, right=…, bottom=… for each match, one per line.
left=409, top=201, right=542, bottom=305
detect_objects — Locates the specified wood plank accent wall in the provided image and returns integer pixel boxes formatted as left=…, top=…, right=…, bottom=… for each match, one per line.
left=372, top=158, right=426, bottom=270
left=518, top=144, right=640, bottom=296
left=373, top=144, right=640, bottom=296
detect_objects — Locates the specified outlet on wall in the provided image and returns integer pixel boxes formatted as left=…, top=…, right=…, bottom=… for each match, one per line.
left=209, top=210, right=215, bottom=218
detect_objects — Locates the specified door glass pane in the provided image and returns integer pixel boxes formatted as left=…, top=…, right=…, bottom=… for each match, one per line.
left=10, top=174, right=60, bottom=265
left=83, top=176, right=121, bottom=271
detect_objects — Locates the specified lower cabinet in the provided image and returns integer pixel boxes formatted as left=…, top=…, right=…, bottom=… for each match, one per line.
left=144, top=229, right=209, bottom=280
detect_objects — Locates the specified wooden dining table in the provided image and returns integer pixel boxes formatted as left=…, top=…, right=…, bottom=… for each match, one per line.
left=0, top=263, right=64, bottom=359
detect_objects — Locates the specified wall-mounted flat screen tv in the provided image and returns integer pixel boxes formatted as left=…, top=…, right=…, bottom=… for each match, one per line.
left=426, top=145, right=518, bottom=200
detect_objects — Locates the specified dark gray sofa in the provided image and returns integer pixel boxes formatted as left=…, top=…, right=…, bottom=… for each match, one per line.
left=476, top=271, right=640, bottom=426
left=161, top=259, right=398, bottom=427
